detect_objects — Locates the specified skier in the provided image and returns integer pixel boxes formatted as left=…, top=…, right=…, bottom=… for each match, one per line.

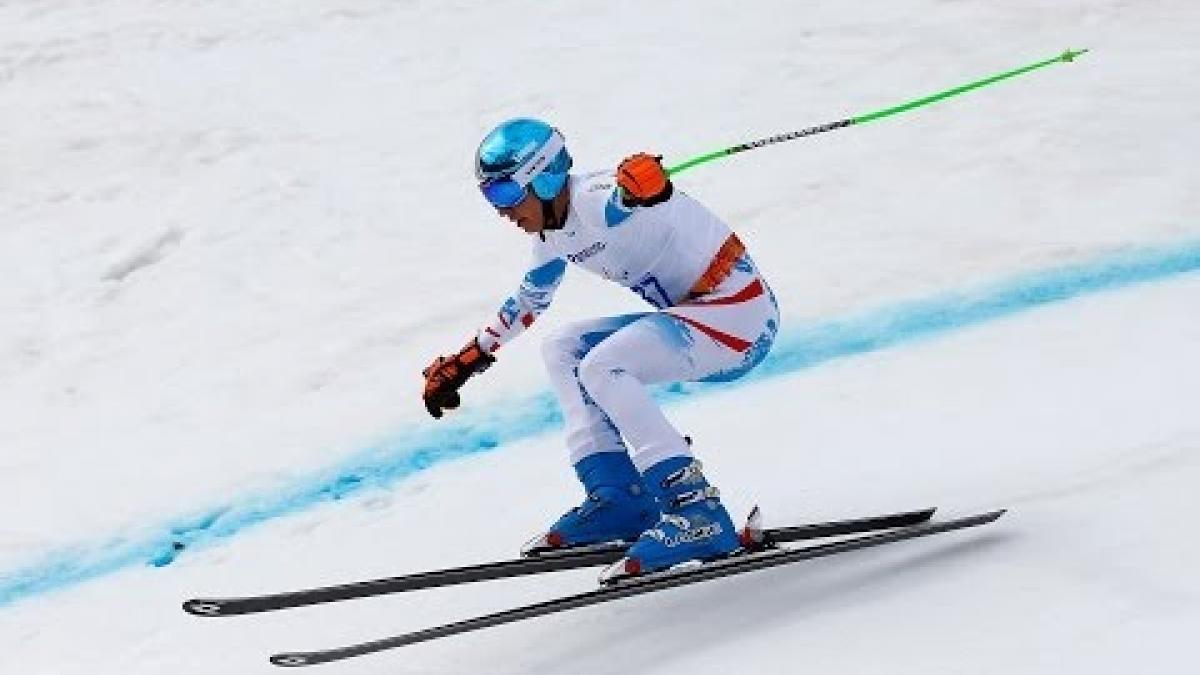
left=421, top=118, right=780, bottom=581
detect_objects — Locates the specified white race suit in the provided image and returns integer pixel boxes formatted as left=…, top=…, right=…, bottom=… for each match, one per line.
left=477, top=171, right=780, bottom=471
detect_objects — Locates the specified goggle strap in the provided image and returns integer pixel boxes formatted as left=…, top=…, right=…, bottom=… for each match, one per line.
left=509, top=130, right=565, bottom=189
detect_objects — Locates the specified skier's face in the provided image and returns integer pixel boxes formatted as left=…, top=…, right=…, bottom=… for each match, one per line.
left=496, top=189, right=545, bottom=235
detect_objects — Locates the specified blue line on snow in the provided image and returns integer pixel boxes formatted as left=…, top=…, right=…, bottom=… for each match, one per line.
left=2, top=241, right=1199, bottom=608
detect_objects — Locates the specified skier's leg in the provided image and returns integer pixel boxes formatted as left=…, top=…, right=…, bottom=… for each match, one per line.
left=573, top=314, right=700, bottom=471
left=539, top=314, right=642, bottom=464
left=575, top=294, right=779, bottom=471
left=525, top=315, right=659, bottom=554
left=577, top=260, right=781, bottom=576
left=571, top=315, right=745, bottom=573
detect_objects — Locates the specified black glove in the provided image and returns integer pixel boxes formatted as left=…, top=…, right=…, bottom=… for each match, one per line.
left=422, top=339, right=495, bottom=419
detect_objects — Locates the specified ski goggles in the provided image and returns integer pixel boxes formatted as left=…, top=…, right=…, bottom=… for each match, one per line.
left=478, top=130, right=565, bottom=209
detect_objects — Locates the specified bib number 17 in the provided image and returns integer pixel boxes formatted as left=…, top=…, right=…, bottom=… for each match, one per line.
left=632, top=275, right=671, bottom=309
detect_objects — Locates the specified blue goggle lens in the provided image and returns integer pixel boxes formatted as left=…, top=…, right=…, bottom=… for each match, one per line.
left=480, top=178, right=527, bottom=209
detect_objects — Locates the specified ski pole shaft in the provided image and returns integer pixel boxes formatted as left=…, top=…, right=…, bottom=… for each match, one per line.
left=666, top=48, right=1088, bottom=176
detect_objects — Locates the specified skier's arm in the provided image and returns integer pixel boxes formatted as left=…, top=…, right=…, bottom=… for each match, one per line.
left=421, top=251, right=565, bottom=419
left=476, top=256, right=567, bottom=354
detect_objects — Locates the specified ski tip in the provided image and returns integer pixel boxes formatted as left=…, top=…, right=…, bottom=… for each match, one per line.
left=271, top=653, right=312, bottom=668
left=182, top=598, right=227, bottom=617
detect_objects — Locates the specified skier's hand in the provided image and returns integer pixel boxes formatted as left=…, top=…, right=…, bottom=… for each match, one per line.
left=422, top=339, right=496, bottom=419
left=617, top=153, right=673, bottom=207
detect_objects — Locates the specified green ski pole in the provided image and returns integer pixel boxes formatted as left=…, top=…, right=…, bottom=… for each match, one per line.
left=666, top=48, right=1089, bottom=176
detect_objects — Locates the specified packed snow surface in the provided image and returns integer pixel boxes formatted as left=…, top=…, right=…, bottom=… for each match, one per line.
left=2, top=1, right=1198, bottom=673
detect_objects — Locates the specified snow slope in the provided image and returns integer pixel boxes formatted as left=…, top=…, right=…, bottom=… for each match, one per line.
left=2, top=0, right=1198, bottom=672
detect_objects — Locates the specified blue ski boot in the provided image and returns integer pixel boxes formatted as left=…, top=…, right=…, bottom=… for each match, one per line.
left=599, top=456, right=739, bottom=582
left=522, top=452, right=659, bottom=556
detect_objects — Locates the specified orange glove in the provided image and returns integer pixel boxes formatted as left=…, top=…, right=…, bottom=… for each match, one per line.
left=422, top=339, right=495, bottom=419
left=617, top=153, right=673, bottom=207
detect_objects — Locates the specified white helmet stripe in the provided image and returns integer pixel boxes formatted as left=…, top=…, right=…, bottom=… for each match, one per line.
left=510, top=130, right=565, bottom=188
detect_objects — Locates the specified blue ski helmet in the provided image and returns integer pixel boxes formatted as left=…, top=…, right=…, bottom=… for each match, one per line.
left=475, top=118, right=572, bottom=208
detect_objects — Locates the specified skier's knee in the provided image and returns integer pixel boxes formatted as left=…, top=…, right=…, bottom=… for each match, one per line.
left=577, top=349, right=626, bottom=399
left=540, top=327, right=581, bottom=371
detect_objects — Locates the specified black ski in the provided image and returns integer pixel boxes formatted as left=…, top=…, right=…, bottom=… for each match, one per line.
left=269, top=509, right=1003, bottom=667
left=184, top=507, right=934, bottom=617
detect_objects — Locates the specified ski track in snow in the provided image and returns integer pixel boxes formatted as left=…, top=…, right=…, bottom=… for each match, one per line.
left=1, top=241, right=1197, bottom=608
